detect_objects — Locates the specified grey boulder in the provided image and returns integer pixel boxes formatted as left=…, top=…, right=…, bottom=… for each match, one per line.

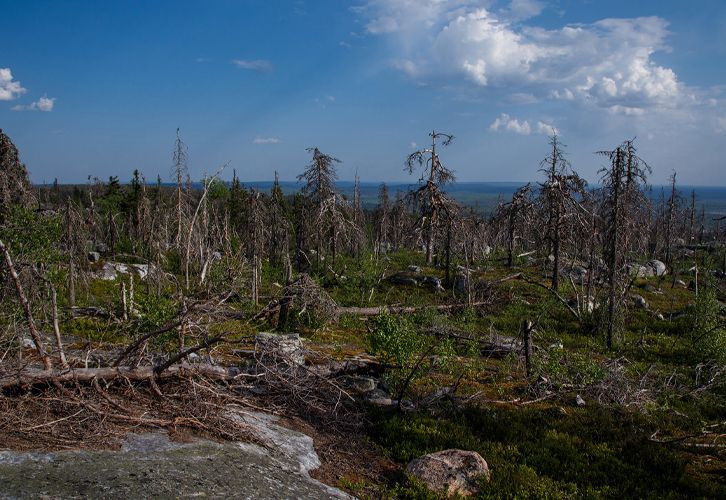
left=405, top=449, right=489, bottom=497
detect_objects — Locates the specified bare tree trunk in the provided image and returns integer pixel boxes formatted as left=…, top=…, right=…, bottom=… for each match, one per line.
left=185, top=164, right=228, bottom=289
left=66, top=198, right=76, bottom=307
left=0, top=238, right=52, bottom=370
left=524, top=320, right=533, bottom=378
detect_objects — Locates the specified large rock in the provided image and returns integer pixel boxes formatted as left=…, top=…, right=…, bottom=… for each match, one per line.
left=626, top=263, right=652, bottom=278
left=647, top=260, right=667, bottom=277
left=0, top=414, right=354, bottom=500
left=388, top=273, right=419, bottom=286
left=97, top=262, right=117, bottom=280
left=255, top=332, right=305, bottom=365
left=405, top=449, right=489, bottom=497
left=422, top=276, right=444, bottom=291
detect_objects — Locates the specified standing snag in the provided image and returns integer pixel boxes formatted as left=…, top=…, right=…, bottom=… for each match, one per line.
left=405, top=131, right=458, bottom=264
left=537, top=132, right=587, bottom=292
left=597, top=138, right=651, bottom=350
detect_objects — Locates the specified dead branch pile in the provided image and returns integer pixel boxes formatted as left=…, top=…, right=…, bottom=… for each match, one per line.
left=235, top=339, right=362, bottom=430
left=278, top=273, right=339, bottom=327
left=0, top=375, right=256, bottom=452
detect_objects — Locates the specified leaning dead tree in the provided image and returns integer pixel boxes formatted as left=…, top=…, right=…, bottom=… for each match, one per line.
left=406, top=130, right=458, bottom=264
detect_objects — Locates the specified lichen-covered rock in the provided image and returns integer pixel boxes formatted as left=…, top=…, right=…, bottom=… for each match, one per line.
left=405, top=449, right=489, bottom=497
left=626, top=263, right=651, bottom=278
left=632, top=294, right=649, bottom=309
left=647, top=260, right=667, bottom=277
left=422, top=276, right=444, bottom=291
left=255, top=332, right=305, bottom=365
left=97, top=262, right=117, bottom=280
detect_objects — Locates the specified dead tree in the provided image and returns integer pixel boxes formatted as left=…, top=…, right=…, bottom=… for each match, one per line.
left=494, top=184, right=534, bottom=268
left=537, top=133, right=587, bottom=291
left=597, top=139, right=651, bottom=350
left=297, top=148, right=348, bottom=278
left=406, top=131, right=457, bottom=264
left=170, top=129, right=191, bottom=257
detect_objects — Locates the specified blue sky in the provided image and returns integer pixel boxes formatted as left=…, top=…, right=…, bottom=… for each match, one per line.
left=2, top=0, right=725, bottom=187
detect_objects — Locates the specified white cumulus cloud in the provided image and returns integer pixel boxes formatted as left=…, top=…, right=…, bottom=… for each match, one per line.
left=232, top=59, right=274, bottom=74
left=0, top=68, right=27, bottom=100
left=499, top=0, right=546, bottom=22
left=11, top=94, right=56, bottom=112
left=353, top=1, right=688, bottom=114
left=253, top=137, right=282, bottom=144
left=488, top=113, right=552, bottom=135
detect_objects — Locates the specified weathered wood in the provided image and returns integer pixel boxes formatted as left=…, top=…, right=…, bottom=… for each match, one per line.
left=0, top=238, right=52, bottom=370
left=0, top=363, right=241, bottom=389
left=337, top=303, right=483, bottom=316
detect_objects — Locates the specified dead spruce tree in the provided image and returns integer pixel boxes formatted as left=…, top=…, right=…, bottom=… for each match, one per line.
left=297, top=148, right=350, bottom=278
left=170, top=129, right=191, bottom=254
left=494, top=184, right=535, bottom=268
left=375, top=182, right=391, bottom=253
left=597, top=139, right=651, bottom=350
left=537, top=133, right=587, bottom=291
left=406, top=131, right=457, bottom=264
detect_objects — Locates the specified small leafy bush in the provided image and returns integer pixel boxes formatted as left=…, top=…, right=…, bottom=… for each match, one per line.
left=686, top=278, right=726, bottom=362
left=367, top=313, right=423, bottom=367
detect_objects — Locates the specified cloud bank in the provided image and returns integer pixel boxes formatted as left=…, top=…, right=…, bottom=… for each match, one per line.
left=352, top=0, right=696, bottom=114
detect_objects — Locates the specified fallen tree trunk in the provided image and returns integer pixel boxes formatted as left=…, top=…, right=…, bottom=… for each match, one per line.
left=337, top=302, right=490, bottom=316
left=0, top=363, right=241, bottom=389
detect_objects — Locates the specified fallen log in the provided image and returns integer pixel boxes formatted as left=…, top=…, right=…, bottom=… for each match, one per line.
left=337, top=302, right=489, bottom=316
left=0, top=363, right=241, bottom=389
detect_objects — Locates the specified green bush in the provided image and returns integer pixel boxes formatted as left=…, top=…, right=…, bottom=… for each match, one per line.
left=686, top=278, right=726, bottom=362
left=367, top=313, right=423, bottom=367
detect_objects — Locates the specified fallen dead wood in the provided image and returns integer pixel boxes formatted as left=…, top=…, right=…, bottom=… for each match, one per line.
left=419, top=328, right=521, bottom=357
left=0, top=363, right=241, bottom=389
left=337, top=301, right=490, bottom=316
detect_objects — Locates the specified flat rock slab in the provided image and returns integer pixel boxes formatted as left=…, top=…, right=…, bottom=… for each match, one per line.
left=0, top=412, right=355, bottom=500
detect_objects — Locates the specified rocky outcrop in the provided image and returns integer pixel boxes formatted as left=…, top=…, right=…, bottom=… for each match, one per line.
left=0, top=412, right=355, bottom=500
left=405, top=449, right=489, bottom=497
